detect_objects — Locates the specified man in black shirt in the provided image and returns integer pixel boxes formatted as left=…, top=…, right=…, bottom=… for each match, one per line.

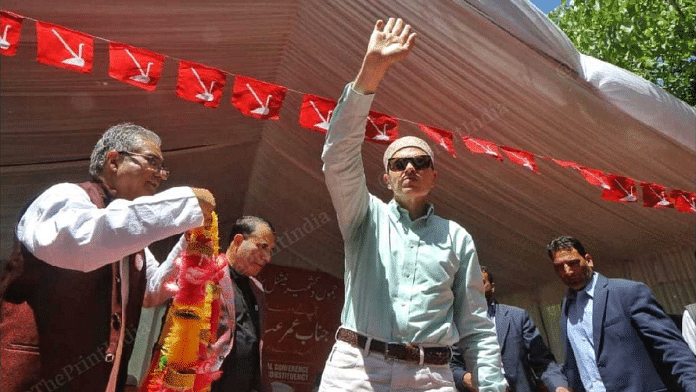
left=212, top=216, right=276, bottom=392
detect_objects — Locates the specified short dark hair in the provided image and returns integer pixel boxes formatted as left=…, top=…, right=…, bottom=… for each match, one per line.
left=227, top=216, right=275, bottom=246
left=547, top=236, right=587, bottom=260
left=480, top=265, right=494, bottom=284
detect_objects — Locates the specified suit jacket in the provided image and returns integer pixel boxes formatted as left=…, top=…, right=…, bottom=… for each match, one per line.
left=211, top=270, right=267, bottom=392
left=451, top=302, right=567, bottom=392
left=560, top=273, right=696, bottom=392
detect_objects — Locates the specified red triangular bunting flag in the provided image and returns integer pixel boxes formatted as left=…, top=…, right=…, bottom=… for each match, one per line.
left=640, top=182, right=674, bottom=209
left=35, top=21, right=93, bottom=73
left=418, top=125, right=456, bottom=158
left=175, top=61, right=226, bottom=108
left=299, top=94, right=336, bottom=134
left=549, top=157, right=581, bottom=170
left=365, top=111, right=398, bottom=145
left=461, top=136, right=503, bottom=161
left=1, top=11, right=23, bottom=56
left=601, top=175, right=638, bottom=202
left=500, top=146, right=539, bottom=173
left=232, top=75, right=287, bottom=120
left=670, top=189, right=696, bottom=213
left=108, top=43, right=165, bottom=92
left=579, top=167, right=611, bottom=189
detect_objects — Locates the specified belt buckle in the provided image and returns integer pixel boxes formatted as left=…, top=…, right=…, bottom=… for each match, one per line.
left=384, top=342, right=401, bottom=362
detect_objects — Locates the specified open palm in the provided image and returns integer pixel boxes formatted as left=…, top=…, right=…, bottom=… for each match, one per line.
left=365, top=18, right=416, bottom=64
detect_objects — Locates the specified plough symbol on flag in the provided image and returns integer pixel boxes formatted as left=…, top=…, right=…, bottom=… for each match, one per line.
left=614, top=180, right=637, bottom=202
left=584, top=170, right=610, bottom=189
left=247, top=83, right=271, bottom=116
left=656, top=194, right=671, bottom=206
left=650, top=188, right=672, bottom=207
left=125, top=48, right=153, bottom=83
left=680, top=194, right=696, bottom=212
left=367, top=117, right=390, bottom=141
left=190, top=67, right=215, bottom=102
left=310, top=100, right=332, bottom=130
left=51, top=28, right=85, bottom=67
left=508, top=151, right=534, bottom=171
left=0, top=25, right=10, bottom=50
left=470, top=138, right=499, bottom=157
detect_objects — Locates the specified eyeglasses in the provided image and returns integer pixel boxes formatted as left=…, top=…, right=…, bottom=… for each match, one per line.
left=387, top=155, right=433, bottom=172
left=118, top=151, right=169, bottom=179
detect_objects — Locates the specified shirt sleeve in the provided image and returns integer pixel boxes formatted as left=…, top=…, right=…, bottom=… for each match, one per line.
left=17, top=183, right=204, bottom=272
left=143, top=235, right=187, bottom=307
left=452, top=229, right=507, bottom=392
left=450, top=346, right=475, bottom=392
left=683, top=309, right=696, bottom=355
left=522, top=310, right=568, bottom=390
left=321, top=83, right=375, bottom=239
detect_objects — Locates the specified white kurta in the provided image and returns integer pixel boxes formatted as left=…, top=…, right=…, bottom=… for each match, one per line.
left=16, top=182, right=204, bottom=391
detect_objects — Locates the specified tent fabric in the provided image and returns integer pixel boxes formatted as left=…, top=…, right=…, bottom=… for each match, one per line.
left=463, top=0, right=695, bottom=151
left=1, top=0, right=693, bottom=301
left=579, top=54, right=696, bottom=152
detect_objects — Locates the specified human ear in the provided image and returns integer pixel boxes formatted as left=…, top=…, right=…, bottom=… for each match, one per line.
left=233, top=234, right=244, bottom=247
left=105, top=150, right=121, bottom=173
left=584, top=253, right=594, bottom=267
left=382, top=173, right=392, bottom=190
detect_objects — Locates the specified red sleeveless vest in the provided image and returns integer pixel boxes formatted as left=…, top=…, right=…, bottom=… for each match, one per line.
left=1, top=181, right=148, bottom=392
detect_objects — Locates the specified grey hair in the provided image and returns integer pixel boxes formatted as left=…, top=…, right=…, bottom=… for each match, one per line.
left=89, top=123, right=161, bottom=178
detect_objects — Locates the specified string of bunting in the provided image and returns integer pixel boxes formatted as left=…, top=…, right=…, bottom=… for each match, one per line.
left=1, top=10, right=693, bottom=213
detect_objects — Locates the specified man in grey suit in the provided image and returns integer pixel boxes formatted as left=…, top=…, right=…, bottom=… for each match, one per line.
left=451, top=267, right=569, bottom=392
left=548, top=235, right=696, bottom=392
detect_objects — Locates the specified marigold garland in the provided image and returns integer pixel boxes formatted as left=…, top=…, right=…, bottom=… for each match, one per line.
left=141, top=212, right=228, bottom=392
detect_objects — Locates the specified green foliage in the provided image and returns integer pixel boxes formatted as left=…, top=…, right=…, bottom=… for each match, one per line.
left=548, top=0, right=696, bottom=106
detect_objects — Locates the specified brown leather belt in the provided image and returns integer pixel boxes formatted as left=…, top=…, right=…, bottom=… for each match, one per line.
left=336, top=328, right=451, bottom=365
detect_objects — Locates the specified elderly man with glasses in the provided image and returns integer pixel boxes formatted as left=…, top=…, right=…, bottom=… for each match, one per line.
left=318, top=18, right=507, bottom=392
left=1, top=122, right=215, bottom=392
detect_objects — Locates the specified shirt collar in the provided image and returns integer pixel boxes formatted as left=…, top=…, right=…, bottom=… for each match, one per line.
left=488, top=299, right=497, bottom=319
left=567, top=271, right=598, bottom=300
left=229, top=267, right=246, bottom=282
left=582, top=272, right=598, bottom=298
left=388, top=199, right=435, bottom=223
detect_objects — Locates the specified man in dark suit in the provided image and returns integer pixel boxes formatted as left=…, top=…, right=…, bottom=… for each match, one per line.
left=211, top=216, right=275, bottom=392
left=450, top=267, right=569, bottom=392
left=547, top=235, right=696, bottom=392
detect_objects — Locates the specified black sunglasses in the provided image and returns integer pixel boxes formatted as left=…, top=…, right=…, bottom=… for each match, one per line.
left=387, top=155, right=433, bottom=172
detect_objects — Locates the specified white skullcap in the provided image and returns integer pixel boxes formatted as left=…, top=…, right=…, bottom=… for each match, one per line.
left=382, top=136, right=434, bottom=171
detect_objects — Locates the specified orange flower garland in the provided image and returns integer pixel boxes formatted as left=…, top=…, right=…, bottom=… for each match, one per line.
left=142, top=213, right=228, bottom=392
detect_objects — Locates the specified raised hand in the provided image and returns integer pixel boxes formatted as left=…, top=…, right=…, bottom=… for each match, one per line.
left=365, top=18, right=416, bottom=64
left=354, top=18, right=417, bottom=94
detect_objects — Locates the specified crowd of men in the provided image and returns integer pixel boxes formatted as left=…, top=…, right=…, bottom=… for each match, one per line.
left=1, top=17, right=695, bottom=392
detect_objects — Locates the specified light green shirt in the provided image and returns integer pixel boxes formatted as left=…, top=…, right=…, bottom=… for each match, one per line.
left=322, top=83, right=507, bottom=391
